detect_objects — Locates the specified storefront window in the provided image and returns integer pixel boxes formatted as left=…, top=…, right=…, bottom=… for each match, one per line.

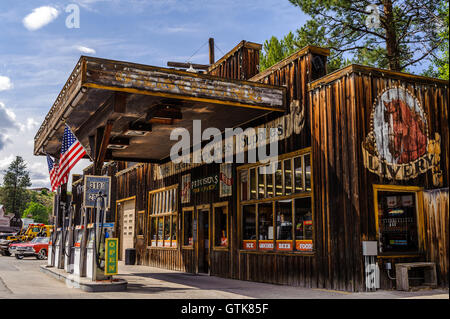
left=148, top=185, right=178, bottom=248
left=242, top=205, right=256, bottom=249
left=240, top=170, right=248, bottom=201
left=294, top=197, right=313, bottom=251
left=164, top=216, right=171, bottom=247
left=266, top=165, right=274, bottom=197
left=284, top=159, right=292, bottom=196
left=239, top=150, right=313, bottom=253
left=137, top=211, right=145, bottom=236
left=183, top=209, right=194, bottom=246
left=376, top=190, right=419, bottom=253
left=150, top=218, right=157, bottom=246
left=171, top=215, right=177, bottom=247
left=258, top=203, right=274, bottom=250
left=157, top=217, right=164, bottom=247
left=258, top=168, right=265, bottom=198
left=275, top=161, right=283, bottom=196
left=305, top=154, right=311, bottom=192
left=250, top=168, right=257, bottom=199
left=214, top=204, right=228, bottom=248
left=294, top=156, right=303, bottom=193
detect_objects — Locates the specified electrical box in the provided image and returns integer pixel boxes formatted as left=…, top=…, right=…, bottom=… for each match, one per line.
left=362, top=241, right=378, bottom=256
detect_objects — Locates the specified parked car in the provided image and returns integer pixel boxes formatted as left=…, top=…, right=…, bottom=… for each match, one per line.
left=9, top=237, right=49, bottom=260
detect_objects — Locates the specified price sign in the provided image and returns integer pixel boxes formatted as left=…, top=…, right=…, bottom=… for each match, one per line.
left=83, top=175, right=111, bottom=208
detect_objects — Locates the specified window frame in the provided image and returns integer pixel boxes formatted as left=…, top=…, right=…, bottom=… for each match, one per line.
left=237, top=148, right=315, bottom=255
left=212, top=202, right=229, bottom=251
left=147, top=184, right=178, bottom=249
left=182, top=206, right=195, bottom=249
left=373, top=184, right=423, bottom=257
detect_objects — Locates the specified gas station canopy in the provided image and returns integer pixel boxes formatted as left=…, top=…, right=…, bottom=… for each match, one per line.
left=34, top=56, right=286, bottom=163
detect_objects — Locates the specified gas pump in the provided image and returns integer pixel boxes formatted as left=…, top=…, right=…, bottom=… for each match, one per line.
left=86, top=224, right=96, bottom=280
left=54, top=229, right=63, bottom=269
left=73, top=225, right=85, bottom=277
left=47, top=228, right=55, bottom=267
left=64, top=226, right=74, bottom=273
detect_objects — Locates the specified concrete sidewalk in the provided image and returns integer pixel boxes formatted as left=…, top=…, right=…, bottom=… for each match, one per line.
left=114, top=261, right=449, bottom=299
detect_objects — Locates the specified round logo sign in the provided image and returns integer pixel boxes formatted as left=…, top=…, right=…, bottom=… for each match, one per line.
left=372, top=87, right=428, bottom=165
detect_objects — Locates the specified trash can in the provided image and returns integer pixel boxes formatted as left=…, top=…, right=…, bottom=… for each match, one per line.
left=125, top=248, right=136, bottom=265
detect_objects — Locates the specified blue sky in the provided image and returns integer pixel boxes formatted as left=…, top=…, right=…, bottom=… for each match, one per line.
left=0, top=0, right=309, bottom=188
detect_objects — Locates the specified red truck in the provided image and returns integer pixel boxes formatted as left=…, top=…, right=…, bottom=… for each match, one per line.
left=9, top=237, right=49, bottom=260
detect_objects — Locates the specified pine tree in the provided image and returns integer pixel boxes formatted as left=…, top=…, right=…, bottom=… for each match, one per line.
left=1, top=156, right=31, bottom=218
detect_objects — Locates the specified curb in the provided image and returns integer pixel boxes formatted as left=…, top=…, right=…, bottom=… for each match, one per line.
left=40, top=265, right=127, bottom=292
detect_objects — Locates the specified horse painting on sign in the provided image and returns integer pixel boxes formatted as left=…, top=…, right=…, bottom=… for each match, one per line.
left=383, top=98, right=428, bottom=164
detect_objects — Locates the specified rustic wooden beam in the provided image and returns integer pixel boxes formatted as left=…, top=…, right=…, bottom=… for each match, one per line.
left=209, top=38, right=215, bottom=65
left=95, top=121, right=114, bottom=174
left=167, top=61, right=210, bottom=70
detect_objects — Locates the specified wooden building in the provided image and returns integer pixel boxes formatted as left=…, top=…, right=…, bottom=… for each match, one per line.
left=34, top=40, right=448, bottom=292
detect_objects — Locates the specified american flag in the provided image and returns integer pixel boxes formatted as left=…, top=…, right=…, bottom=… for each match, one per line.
left=46, top=155, right=59, bottom=192
left=57, top=125, right=86, bottom=186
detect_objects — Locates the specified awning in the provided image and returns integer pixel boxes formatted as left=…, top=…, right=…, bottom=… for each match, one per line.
left=34, top=56, right=286, bottom=163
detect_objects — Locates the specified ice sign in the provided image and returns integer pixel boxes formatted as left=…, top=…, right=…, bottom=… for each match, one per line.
left=83, top=175, right=111, bottom=208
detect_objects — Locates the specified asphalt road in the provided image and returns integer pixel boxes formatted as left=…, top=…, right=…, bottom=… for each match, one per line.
left=0, top=254, right=448, bottom=299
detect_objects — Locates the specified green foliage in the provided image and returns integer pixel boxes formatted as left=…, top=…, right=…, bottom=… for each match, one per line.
left=0, top=156, right=31, bottom=218
left=287, top=0, right=442, bottom=72
left=22, top=202, right=49, bottom=224
left=437, top=1, right=449, bottom=80
left=260, top=32, right=299, bottom=71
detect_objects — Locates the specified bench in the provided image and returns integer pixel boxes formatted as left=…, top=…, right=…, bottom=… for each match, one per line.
left=395, top=262, right=437, bottom=291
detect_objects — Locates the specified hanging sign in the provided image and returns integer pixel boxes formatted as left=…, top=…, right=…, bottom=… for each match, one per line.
left=83, top=175, right=111, bottom=208
left=362, top=87, right=442, bottom=186
left=104, top=238, right=118, bottom=275
left=219, top=163, right=233, bottom=197
left=181, top=174, right=191, bottom=204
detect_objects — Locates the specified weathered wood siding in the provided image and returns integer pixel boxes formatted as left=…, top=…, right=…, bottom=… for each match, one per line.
left=308, top=66, right=449, bottom=291
left=423, top=188, right=449, bottom=286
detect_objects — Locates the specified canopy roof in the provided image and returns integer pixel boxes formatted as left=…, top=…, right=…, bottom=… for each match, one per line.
left=34, top=56, right=286, bottom=163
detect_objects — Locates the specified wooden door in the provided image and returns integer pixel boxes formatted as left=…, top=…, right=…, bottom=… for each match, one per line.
left=121, top=200, right=136, bottom=260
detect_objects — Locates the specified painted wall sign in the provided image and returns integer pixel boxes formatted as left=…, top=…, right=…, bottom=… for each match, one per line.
left=362, top=87, right=442, bottom=185
left=181, top=174, right=191, bottom=204
left=192, top=174, right=219, bottom=193
left=83, top=175, right=111, bottom=208
left=154, top=100, right=305, bottom=180
left=219, top=163, right=233, bottom=197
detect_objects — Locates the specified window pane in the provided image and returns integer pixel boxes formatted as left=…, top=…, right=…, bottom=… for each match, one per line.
left=250, top=168, right=257, bottom=199
left=183, top=210, right=193, bottom=246
left=258, top=203, right=274, bottom=251
left=377, top=191, right=418, bottom=253
left=242, top=205, right=256, bottom=241
left=137, top=213, right=144, bottom=236
left=266, top=165, right=273, bottom=197
left=150, top=218, right=157, bottom=246
left=240, top=170, right=248, bottom=201
left=275, top=200, right=293, bottom=251
left=214, top=206, right=228, bottom=247
left=294, top=157, right=303, bottom=193
left=258, top=167, right=265, bottom=199
left=172, top=189, right=177, bottom=212
left=304, top=154, right=311, bottom=192
left=164, top=216, right=171, bottom=246
left=284, top=159, right=292, bottom=196
left=156, top=193, right=160, bottom=214
left=294, top=197, right=313, bottom=251
left=157, top=217, right=164, bottom=247
left=275, top=161, right=283, bottom=196
left=151, top=195, right=155, bottom=214
left=172, top=215, right=177, bottom=247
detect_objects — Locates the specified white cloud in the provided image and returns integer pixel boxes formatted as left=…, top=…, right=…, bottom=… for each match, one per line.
left=76, top=46, right=96, bottom=55
left=23, top=6, right=59, bottom=31
left=0, top=76, right=13, bottom=91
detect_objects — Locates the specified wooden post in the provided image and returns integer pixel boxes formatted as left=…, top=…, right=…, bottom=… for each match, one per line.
left=209, top=38, right=215, bottom=65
